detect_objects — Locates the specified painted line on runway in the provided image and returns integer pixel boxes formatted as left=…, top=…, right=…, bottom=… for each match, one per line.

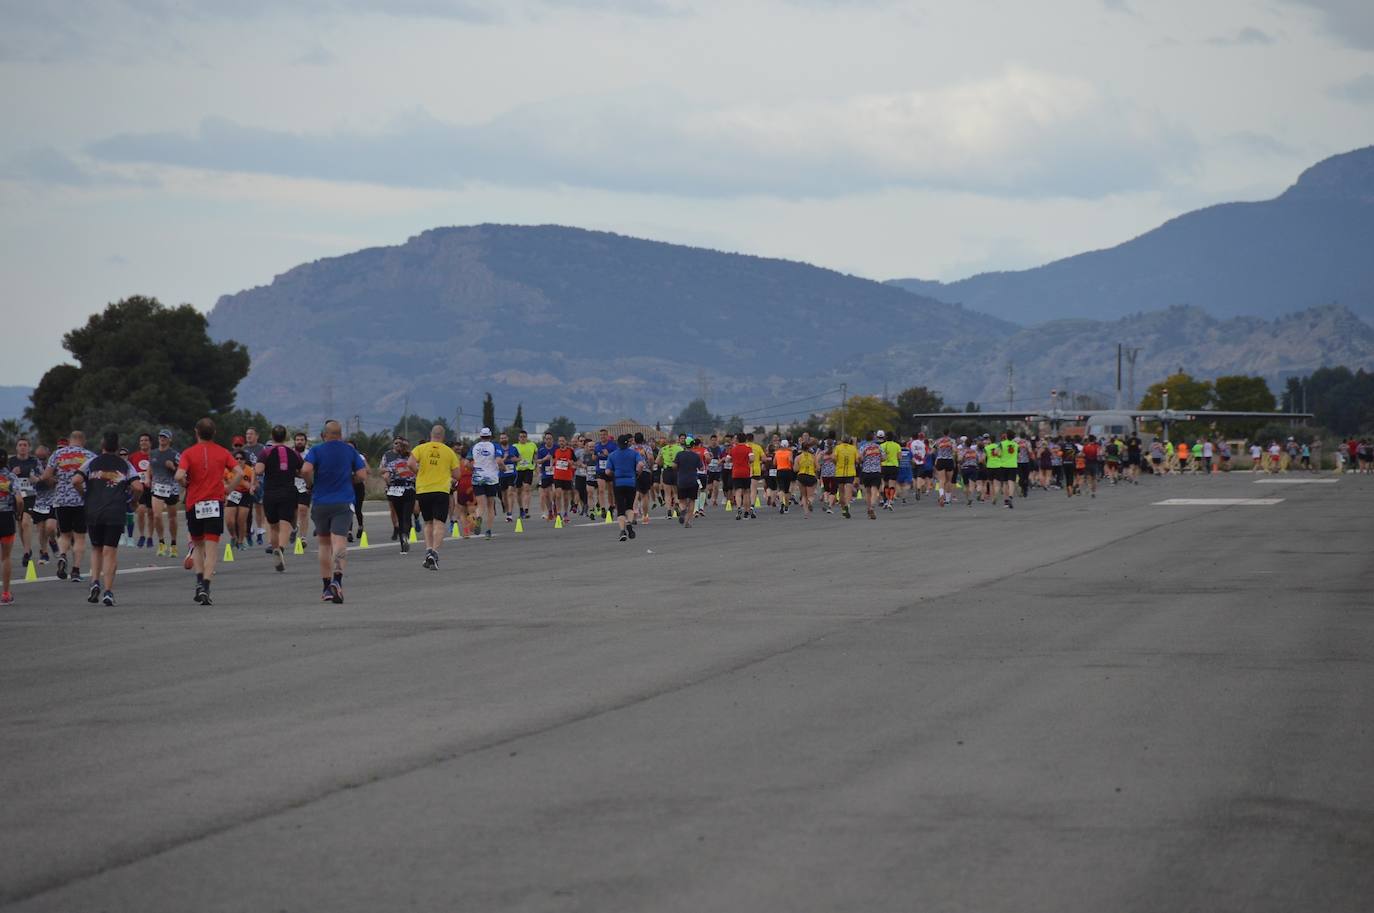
left=1153, top=498, right=1284, bottom=506
left=1253, top=477, right=1339, bottom=484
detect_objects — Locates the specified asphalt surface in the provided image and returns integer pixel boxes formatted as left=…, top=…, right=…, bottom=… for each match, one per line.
left=2, top=472, right=1372, bottom=912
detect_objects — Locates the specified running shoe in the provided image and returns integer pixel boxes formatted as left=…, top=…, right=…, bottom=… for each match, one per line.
left=256, top=532, right=264, bottom=546
left=264, top=546, right=274, bottom=555
left=347, top=532, right=354, bottom=544
left=505, top=513, right=513, bottom=523
left=194, top=583, right=206, bottom=604
left=39, top=551, right=49, bottom=564
left=157, top=542, right=167, bottom=557
left=273, top=548, right=285, bottom=573
left=329, top=582, right=344, bottom=604
left=867, top=509, right=876, bottom=520
left=137, top=536, right=146, bottom=549
left=48, top=538, right=58, bottom=555
left=0, top=592, right=13, bottom=605
left=627, top=524, right=636, bottom=539
left=399, top=539, right=409, bottom=555
left=618, top=531, right=629, bottom=542
left=1006, top=499, right=1014, bottom=509
left=422, top=552, right=436, bottom=570
left=735, top=510, right=742, bottom=521
left=70, top=569, right=82, bottom=583
left=320, top=588, right=333, bottom=602
left=102, top=591, right=116, bottom=607
left=20, top=551, right=31, bottom=568
left=87, top=581, right=101, bottom=603
left=679, top=512, right=686, bottom=525
left=484, top=529, right=492, bottom=540
left=56, top=554, right=68, bottom=579
left=842, top=506, right=851, bottom=519
left=391, top=528, right=399, bottom=541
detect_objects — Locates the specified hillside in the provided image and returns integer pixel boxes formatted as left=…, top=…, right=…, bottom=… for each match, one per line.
left=889, top=146, right=1374, bottom=324
left=0, top=385, right=34, bottom=423
left=208, top=226, right=1009, bottom=427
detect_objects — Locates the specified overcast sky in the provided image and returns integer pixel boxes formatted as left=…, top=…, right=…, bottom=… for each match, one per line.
left=2, top=0, right=1372, bottom=384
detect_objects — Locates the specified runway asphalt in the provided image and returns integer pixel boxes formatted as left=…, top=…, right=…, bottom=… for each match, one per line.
left=2, top=471, right=1371, bottom=912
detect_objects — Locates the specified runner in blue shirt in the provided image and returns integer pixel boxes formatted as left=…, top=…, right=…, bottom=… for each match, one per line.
left=606, top=434, right=644, bottom=542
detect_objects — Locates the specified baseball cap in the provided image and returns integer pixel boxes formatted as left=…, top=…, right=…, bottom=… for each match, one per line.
left=779, top=439, right=788, bottom=447
left=876, top=430, right=885, bottom=439
left=232, top=435, right=246, bottom=446
left=158, top=429, right=172, bottom=439
left=479, top=427, right=492, bottom=437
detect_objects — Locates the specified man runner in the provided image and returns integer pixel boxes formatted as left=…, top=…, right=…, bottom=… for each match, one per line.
left=176, top=418, right=241, bottom=605
left=74, top=432, right=143, bottom=605
left=256, top=425, right=304, bottom=571
left=410, top=425, right=460, bottom=570
left=469, top=428, right=502, bottom=540
left=301, top=420, right=366, bottom=602
left=149, top=430, right=181, bottom=557
left=0, top=450, right=26, bottom=604
left=7, top=436, right=42, bottom=569
left=44, top=430, right=94, bottom=583
left=380, top=437, right=417, bottom=549
left=607, top=434, right=646, bottom=541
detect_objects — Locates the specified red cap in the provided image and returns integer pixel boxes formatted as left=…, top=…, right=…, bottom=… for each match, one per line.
left=57, top=438, right=69, bottom=446
left=232, top=435, right=246, bottom=445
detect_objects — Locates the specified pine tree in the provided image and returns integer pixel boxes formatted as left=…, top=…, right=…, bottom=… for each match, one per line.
left=482, top=392, right=495, bottom=431
left=513, top=403, right=524, bottom=431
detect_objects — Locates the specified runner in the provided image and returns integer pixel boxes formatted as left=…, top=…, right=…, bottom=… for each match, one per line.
left=747, top=433, right=765, bottom=511
left=909, top=433, right=928, bottom=499
left=347, top=440, right=368, bottom=543
left=242, top=427, right=267, bottom=546
left=149, top=430, right=181, bottom=557
left=959, top=438, right=981, bottom=507
left=607, top=433, right=646, bottom=541
left=774, top=439, right=795, bottom=514
left=831, top=436, right=858, bottom=519
left=255, top=426, right=304, bottom=571
left=795, top=442, right=817, bottom=517
left=857, top=433, right=883, bottom=519
left=469, top=427, right=501, bottom=540
left=536, top=431, right=556, bottom=521
left=226, top=450, right=256, bottom=549
left=705, top=435, right=723, bottom=507
left=292, top=432, right=312, bottom=549
left=673, top=438, right=703, bottom=527
left=876, top=431, right=900, bottom=509
left=301, top=420, right=366, bottom=602
left=409, top=425, right=460, bottom=570
left=494, top=431, right=516, bottom=522
left=175, top=417, right=241, bottom=605
left=6, top=436, right=42, bottom=569
left=551, top=435, right=576, bottom=522
left=819, top=442, right=837, bottom=513
left=44, top=430, right=95, bottom=583
left=510, top=429, right=537, bottom=520
left=380, top=436, right=416, bottom=551
left=30, top=444, right=56, bottom=563
left=73, top=432, right=142, bottom=605
left=932, top=431, right=956, bottom=507
left=594, top=429, right=616, bottom=519
left=728, top=433, right=756, bottom=520
left=0, top=449, right=25, bottom=604
left=1082, top=435, right=1101, bottom=498
left=634, top=433, right=656, bottom=521
left=126, top=434, right=153, bottom=548
left=896, top=438, right=914, bottom=503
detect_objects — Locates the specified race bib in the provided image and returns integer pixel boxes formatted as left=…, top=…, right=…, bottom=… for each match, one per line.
left=31, top=503, right=51, bottom=516
left=597, top=459, right=607, bottom=471
left=555, top=459, right=569, bottom=471
left=226, top=491, right=243, bottom=505
left=153, top=482, right=174, bottom=498
left=194, top=499, right=221, bottom=519
left=294, top=477, right=308, bottom=493
left=16, top=477, right=34, bottom=496
left=386, top=485, right=405, bottom=497
left=768, top=469, right=778, bottom=477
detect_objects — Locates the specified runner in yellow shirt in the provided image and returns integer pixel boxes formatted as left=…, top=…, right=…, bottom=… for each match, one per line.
left=408, top=425, right=461, bottom=571
left=831, top=436, right=858, bottom=519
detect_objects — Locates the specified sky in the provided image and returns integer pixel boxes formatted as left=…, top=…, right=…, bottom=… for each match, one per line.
left=1, top=0, right=1372, bottom=385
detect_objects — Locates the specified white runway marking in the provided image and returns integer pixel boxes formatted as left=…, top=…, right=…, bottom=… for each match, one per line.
left=1253, top=477, right=1339, bottom=484
left=1153, top=498, right=1284, bottom=506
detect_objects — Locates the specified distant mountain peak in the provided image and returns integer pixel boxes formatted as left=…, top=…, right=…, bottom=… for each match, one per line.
left=1280, top=145, right=1374, bottom=203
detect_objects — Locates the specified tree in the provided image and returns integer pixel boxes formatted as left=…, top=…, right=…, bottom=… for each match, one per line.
left=546, top=415, right=576, bottom=439
left=69, top=403, right=163, bottom=450
left=26, top=296, right=250, bottom=443
left=351, top=431, right=393, bottom=462
left=894, top=386, right=945, bottom=437
left=783, top=413, right=827, bottom=441
left=1284, top=366, right=1374, bottom=435
left=828, top=395, right=898, bottom=439
left=0, top=418, right=32, bottom=451
left=1139, top=372, right=1214, bottom=439
left=673, top=398, right=720, bottom=436
left=512, top=403, right=524, bottom=432
left=481, top=392, right=496, bottom=431
left=964, top=401, right=981, bottom=413
left=721, top=414, right=744, bottom=435
left=1212, top=375, right=1276, bottom=437
left=212, top=408, right=272, bottom=448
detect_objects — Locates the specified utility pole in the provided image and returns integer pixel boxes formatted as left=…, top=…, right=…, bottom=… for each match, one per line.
left=1115, top=343, right=1123, bottom=410
left=1123, top=347, right=1142, bottom=408
left=352, top=414, right=360, bottom=439
left=403, top=395, right=409, bottom=442
left=324, top=379, right=334, bottom=425
left=1007, top=362, right=1015, bottom=410
left=840, top=383, right=848, bottom=439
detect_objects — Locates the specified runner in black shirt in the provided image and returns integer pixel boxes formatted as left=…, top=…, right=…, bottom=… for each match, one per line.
left=254, top=425, right=304, bottom=572
left=74, top=432, right=143, bottom=606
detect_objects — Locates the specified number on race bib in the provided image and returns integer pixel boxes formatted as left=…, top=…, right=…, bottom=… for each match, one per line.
left=555, top=459, right=569, bottom=471
left=16, top=478, right=34, bottom=496
left=226, top=491, right=242, bottom=505
left=386, top=485, right=405, bottom=497
left=153, top=482, right=174, bottom=499
left=194, top=499, right=221, bottom=519
left=294, top=477, right=308, bottom=493
left=32, top=504, right=51, bottom=516
left=768, top=469, right=778, bottom=477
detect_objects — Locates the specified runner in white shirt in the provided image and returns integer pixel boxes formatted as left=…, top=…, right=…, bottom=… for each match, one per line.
left=909, top=434, right=928, bottom=499
left=468, top=427, right=502, bottom=540
left=1249, top=442, right=1263, bottom=471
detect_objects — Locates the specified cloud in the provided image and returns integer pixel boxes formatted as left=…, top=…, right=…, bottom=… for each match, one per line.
left=293, top=42, right=337, bottom=65
left=1328, top=73, right=1374, bottom=105
left=86, top=69, right=1196, bottom=199
left=0, top=147, right=153, bottom=188
left=1207, top=27, right=1274, bottom=46
left=1283, top=0, right=1374, bottom=49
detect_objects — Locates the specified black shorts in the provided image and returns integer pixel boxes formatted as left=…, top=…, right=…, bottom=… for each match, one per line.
left=822, top=477, right=838, bottom=494
left=474, top=482, right=500, bottom=499
left=0, top=512, right=15, bottom=541
left=731, top=476, right=752, bottom=491
left=652, top=469, right=663, bottom=484
left=539, top=475, right=553, bottom=489
left=881, top=466, right=898, bottom=482
left=418, top=491, right=450, bottom=523
left=55, top=506, right=86, bottom=535
left=22, top=495, right=35, bottom=512
left=797, top=473, right=816, bottom=487
left=919, top=466, right=934, bottom=478
left=227, top=493, right=253, bottom=510
left=860, top=471, right=882, bottom=489
left=262, top=490, right=299, bottom=525
left=635, top=472, right=652, bottom=494
left=935, top=458, right=955, bottom=472
left=677, top=482, right=700, bottom=501
left=1062, top=466, right=1077, bottom=483
left=614, top=485, right=637, bottom=516
left=835, top=475, right=855, bottom=488
left=584, top=475, right=598, bottom=487
left=184, top=507, right=225, bottom=542
left=961, top=468, right=979, bottom=483
left=554, top=478, right=572, bottom=491
left=764, top=475, right=777, bottom=490
left=708, top=471, right=722, bottom=483
left=88, top=523, right=124, bottom=549
left=662, top=469, right=677, bottom=487
left=153, top=492, right=180, bottom=508
left=499, top=476, right=514, bottom=491
left=516, top=469, right=535, bottom=487
left=776, top=470, right=794, bottom=490
left=296, top=488, right=312, bottom=507
left=138, top=488, right=152, bottom=508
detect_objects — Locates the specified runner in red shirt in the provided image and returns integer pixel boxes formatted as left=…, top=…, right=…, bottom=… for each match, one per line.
left=1082, top=436, right=1102, bottom=498
left=729, top=434, right=755, bottom=520
left=175, top=417, right=242, bottom=605
left=551, top=436, right=576, bottom=522
left=128, top=433, right=154, bottom=548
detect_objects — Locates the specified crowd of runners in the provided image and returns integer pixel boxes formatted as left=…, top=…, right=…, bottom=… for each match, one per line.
left=2, top=420, right=1361, bottom=607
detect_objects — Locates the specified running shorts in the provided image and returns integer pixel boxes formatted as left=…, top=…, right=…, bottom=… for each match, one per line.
left=707, top=471, right=722, bottom=483
left=55, top=506, right=86, bottom=535
left=139, top=488, right=152, bottom=508
left=881, top=466, right=898, bottom=482
left=662, top=469, right=677, bottom=487
left=184, top=505, right=225, bottom=542
left=676, top=482, right=700, bottom=501
left=516, top=469, right=534, bottom=487
left=961, top=468, right=979, bottom=484
left=262, top=491, right=299, bottom=525
left=822, top=477, right=837, bottom=494
left=796, top=472, right=816, bottom=487
left=0, top=512, right=15, bottom=542
left=474, top=482, right=500, bottom=499
left=539, top=475, right=553, bottom=489
left=731, top=476, right=752, bottom=491
left=764, top=475, right=776, bottom=490
left=860, top=471, right=882, bottom=489
left=499, top=475, right=514, bottom=491
left=418, top=491, right=449, bottom=523
left=614, top=485, right=636, bottom=516
left=311, top=502, right=354, bottom=538
left=635, top=472, right=652, bottom=494
left=834, top=475, right=855, bottom=488
left=87, top=523, right=124, bottom=549
left=154, top=491, right=180, bottom=508
left=776, top=470, right=794, bottom=491
left=554, top=478, right=572, bottom=491
left=935, top=459, right=955, bottom=472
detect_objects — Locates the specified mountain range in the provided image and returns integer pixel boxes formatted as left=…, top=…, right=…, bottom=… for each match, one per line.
left=888, top=146, right=1374, bottom=324
left=199, top=147, right=1374, bottom=430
